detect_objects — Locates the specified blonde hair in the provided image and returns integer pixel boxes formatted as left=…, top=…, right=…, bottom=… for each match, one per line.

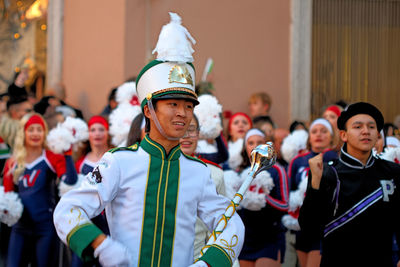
left=249, top=92, right=272, bottom=110
left=12, top=113, right=48, bottom=183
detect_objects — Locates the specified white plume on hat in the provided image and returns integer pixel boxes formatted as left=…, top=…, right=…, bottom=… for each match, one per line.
left=109, top=82, right=141, bottom=147
left=194, top=94, right=223, bottom=140
left=0, top=186, right=24, bottom=227
left=281, top=130, right=309, bottom=163
left=152, top=12, right=196, bottom=63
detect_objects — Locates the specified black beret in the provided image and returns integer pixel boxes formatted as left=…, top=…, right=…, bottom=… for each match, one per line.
left=337, top=102, right=384, bottom=131
left=6, top=95, right=28, bottom=110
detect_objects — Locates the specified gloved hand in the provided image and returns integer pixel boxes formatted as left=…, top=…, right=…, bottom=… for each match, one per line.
left=94, top=237, right=132, bottom=267
left=188, top=260, right=209, bottom=267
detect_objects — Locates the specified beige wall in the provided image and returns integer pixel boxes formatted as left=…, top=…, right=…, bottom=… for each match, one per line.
left=63, top=0, right=291, bottom=128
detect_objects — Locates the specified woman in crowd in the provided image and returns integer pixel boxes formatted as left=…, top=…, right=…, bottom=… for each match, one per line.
left=75, top=116, right=111, bottom=175
left=72, top=115, right=111, bottom=267
left=225, top=112, right=252, bottom=171
left=287, top=118, right=338, bottom=267
left=236, top=128, right=289, bottom=267
left=322, top=105, right=342, bottom=151
left=3, top=113, right=77, bottom=266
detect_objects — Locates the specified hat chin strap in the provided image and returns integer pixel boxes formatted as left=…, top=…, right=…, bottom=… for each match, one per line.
left=147, top=99, right=181, bottom=141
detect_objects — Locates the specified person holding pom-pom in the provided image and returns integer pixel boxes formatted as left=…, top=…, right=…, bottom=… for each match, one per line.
left=286, top=118, right=338, bottom=267
left=2, top=113, right=77, bottom=266
left=71, top=115, right=111, bottom=267
left=233, top=128, right=289, bottom=267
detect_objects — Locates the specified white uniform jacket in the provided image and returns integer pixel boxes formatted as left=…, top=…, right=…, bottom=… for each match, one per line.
left=54, top=135, right=244, bottom=267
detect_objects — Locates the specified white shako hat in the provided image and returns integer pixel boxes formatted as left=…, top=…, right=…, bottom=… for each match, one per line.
left=136, top=12, right=199, bottom=109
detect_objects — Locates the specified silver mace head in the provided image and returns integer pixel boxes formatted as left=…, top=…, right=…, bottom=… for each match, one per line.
left=250, top=142, right=277, bottom=177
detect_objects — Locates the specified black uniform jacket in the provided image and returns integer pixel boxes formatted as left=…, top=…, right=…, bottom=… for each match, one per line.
left=299, top=145, right=400, bottom=267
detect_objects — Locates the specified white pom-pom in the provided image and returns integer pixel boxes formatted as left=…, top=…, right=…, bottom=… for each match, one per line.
left=380, top=147, right=400, bottom=163
left=239, top=168, right=274, bottom=211
left=0, top=187, right=23, bottom=227
left=288, top=177, right=308, bottom=212
left=281, top=130, right=309, bottom=163
left=62, top=117, right=89, bottom=143
left=58, top=174, right=85, bottom=197
left=116, top=82, right=138, bottom=105
left=47, top=124, right=75, bottom=154
left=109, top=104, right=142, bottom=147
left=152, top=12, right=196, bottom=63
left=281, top=214, right=300, bottom=231
left=194, top=95, right=223, bottom=139
left=223, top=170, right=242, bottom=200
left=195, top=140, right=218, bottom=154
left=228, top=139, right=244, bottom=171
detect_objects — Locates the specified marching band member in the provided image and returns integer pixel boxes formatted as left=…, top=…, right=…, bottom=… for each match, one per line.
left=53, top=12, right=244, bottom=267
left=299, top=102, right=400, bottom=267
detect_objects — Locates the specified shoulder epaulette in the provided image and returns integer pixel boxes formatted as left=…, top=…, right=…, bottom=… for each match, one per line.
left=182, top=153, right=207, bottom=167
left=108, top=143, right=139, bottom=153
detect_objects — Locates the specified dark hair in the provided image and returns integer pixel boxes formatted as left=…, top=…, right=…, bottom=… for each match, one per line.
left=289, top=120, right=307, bottom=133
left=6, top=95, right=28, bottom=110
left=33, top=96, right=59, bottom=115
left=253, top=115, right=275, bottom=129
left=383, top=123, right=398, bottom=137
left=108, top=88, right=118, bottom=102
left=192, top=113, right=199, bottom=130
left=127, top=113, right=145, bottom=146
left=335, top=100, right=348, bottom=110
left=144, top=99, right=159, bottom=133
left=238, top=145, right=251, bottom=173
left=125, top=76, right=137, bottom=83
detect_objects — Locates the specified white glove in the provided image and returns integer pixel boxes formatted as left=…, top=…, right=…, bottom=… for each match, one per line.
left=188, top=260, right=209, bottom=267
left=94, top=237, right=132, bottom=267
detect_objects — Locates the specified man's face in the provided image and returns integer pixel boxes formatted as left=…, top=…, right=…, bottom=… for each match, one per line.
left=340, top=114, right=379, bottom=155
left=149, top=98, right=194, bottom=140
left=248, top=99, right=268, bottom=118
left=12, top=101, right=32, bottom=120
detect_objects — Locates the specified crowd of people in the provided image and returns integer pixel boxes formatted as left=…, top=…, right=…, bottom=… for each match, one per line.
left=1, top=12, right=400, bottom=267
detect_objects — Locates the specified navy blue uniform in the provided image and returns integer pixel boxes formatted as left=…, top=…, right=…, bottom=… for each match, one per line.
left=299, top=146, right=400, bottom=267
left=287, top=149, right=338, bottom=252
left=3, top=150, right=77, bottom=267
left=238, top=164, right=289, bottom=262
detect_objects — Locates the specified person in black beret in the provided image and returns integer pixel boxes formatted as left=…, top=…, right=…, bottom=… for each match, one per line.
left=299, top=102, right=400, bottom=267
left=0, top=94, right=33, bottom=149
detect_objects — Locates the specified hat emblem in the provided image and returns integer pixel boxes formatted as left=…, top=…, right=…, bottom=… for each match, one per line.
left=169, top=65, right=193, bottom=86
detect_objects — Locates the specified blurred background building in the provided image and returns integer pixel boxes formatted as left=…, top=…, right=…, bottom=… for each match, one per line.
left=0, top=0, right=399, bottom=128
